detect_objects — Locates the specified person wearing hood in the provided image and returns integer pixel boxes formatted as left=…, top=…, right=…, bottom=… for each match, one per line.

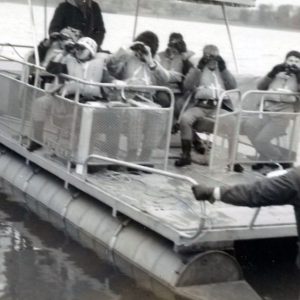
left=49, top=0, right=106, bottom=47
left=174, top=44, right=242, bottom=172
left=243, top=50, right=300, bottom=171
left=157, top=32, right=193, bottom=113
left=191, top=166, right=300, bottom=270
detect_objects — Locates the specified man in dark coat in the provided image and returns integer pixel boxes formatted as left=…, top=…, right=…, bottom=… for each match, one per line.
left=49, top=0, right=106, bottom=47
left=192, top=167, right=300, bottom=269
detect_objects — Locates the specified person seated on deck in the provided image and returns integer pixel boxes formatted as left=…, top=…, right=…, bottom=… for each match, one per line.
left=24, top=27, right=81, bottom=87
left=243, top=50, right=300, bottom=171
left=27, top=37, right=122, bottom=152
left=174, top=44, right=243, bottom=172
left=191, top=166, right=300, bottom=270
left=106, top=31, right=171, bottom=163
left=157, top=32, right=194, bottom=126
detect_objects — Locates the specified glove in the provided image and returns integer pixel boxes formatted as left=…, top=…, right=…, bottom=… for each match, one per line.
left=267, top=63, right=287, bottom=79
left=197, top=57, right=209, bottom=71
left=191, top=185, right=215, bottom=203
left=286, top=65, right=300, bottom=82
left=49, top=32, right=60, bottom=41
left=217, top=55, right=226, bottom=72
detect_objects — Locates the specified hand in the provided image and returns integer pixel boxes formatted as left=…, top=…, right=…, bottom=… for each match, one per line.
left=216, top=55, right=226, bottom=72
left=267, top=63, right=287, bottom=79
left=64, top=41, right=75, bottom=53
left=49, top=32, right=61, bottom=41
left=197, top=57, right=209, bottom=71
left=191, top=185, right=215, bottom=203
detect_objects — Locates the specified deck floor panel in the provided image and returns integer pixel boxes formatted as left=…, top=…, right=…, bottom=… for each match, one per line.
left=0, top=119, right=297, bottom=245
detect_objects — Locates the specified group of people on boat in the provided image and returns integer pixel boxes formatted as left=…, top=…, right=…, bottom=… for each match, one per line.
left=22, top=0, right=300, bottom=270
left=26, top=0, right=300, bottom=175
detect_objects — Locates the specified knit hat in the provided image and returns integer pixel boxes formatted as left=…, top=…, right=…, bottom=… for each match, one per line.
left=135, top=31, right=159, bottom=57
left=167, top=32, right=187, bottom=54
left=286, top=50, right=300, bottom=60
left=76, top=37, right=98, bottom=57
left=60, top=27, right=81, bottom=43
left=203, top=44, right=219, bottom=57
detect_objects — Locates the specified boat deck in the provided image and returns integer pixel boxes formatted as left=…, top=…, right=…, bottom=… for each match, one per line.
left=0, top=125, right=296, bottom=250
left=0, top=67, right=297, bottom=250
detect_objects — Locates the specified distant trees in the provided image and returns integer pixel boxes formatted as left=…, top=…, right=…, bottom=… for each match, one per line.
left=97, top=0, right=300, bottom=30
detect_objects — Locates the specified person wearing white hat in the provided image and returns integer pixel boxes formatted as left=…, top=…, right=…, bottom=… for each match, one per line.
left=27, top=37, right=121, bottom=152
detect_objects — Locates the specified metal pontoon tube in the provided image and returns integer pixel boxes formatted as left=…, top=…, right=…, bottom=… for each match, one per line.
left=0, top=150, right=258, bottom=300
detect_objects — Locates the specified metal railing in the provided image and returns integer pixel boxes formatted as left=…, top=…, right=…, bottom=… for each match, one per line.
left=0, top=55, right=175, bottom=171
left=231, top=89, right=300, bottom=166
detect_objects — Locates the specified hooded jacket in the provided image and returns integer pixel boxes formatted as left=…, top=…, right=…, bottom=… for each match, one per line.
left=106, top=47, right=170, bottom=86
left=49, top=0, right=106, bottom=46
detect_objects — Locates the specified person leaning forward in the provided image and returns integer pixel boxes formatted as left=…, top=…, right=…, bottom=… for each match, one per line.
left=49, top=0, right=106, bottom=47
left=192, top=166, right=300, bottom=269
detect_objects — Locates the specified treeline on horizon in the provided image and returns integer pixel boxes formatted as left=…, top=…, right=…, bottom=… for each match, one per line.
left=10, top=0, right=300, bottom=30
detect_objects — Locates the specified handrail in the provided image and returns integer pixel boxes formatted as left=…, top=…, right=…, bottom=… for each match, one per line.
left=0, top=43, right=33, bottom=49
left=82, top=154, right=198, bottom=185
left=82, top=154, right=207, bottom=246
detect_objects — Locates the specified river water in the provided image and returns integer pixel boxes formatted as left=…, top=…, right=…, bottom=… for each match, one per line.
left=1, top=3, right=300, bottom=75
left=1, top=2, right=300, bottom=300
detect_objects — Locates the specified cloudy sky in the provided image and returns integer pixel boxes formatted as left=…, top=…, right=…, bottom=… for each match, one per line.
left=257, top=0, right=300, bottom=5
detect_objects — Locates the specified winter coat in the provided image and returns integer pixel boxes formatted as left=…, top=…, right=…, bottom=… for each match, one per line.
left=47, top=52, right=112, bottom=98
left=184, top=65, right=237, bottom=111
left=157, top=51, right=184, bottom=93
left=49, top=0, right=106, bottom=46
left=257, top=72, right=299, bottom=112
left=106, top=47, right=170, bottom=86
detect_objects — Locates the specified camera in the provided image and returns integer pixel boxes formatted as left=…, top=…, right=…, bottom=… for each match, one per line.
left=285, top=64, right=298, bottom=76
left=130, top=42, right=148, bottom=55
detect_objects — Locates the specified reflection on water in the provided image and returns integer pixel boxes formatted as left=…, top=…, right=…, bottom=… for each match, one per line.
left=1, top=193, right=300, bottom=300
left=0, top=197, right=160, bottom=300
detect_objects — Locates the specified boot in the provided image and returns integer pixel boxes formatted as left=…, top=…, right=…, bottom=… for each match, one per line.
left=175, top=140, right=192, bottom=167
left=27, top=121, right=44, bottom=152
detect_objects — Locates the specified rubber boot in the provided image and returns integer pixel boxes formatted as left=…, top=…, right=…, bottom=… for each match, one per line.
left=175, top=140, right=192, bottom=167
left=27, top=121, right=44, bottom=152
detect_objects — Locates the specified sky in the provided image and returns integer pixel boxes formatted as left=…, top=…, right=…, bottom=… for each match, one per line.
left=257, top=0, right=300, bottom=6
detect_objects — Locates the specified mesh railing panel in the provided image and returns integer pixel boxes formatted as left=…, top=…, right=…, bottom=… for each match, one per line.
left=0, top=72, right=173, bottom=168
left=209, top=111, right=240, bottom=171
left=234, top=111, right=300, bottom=164
left=88, top=106, right=170, bottom=168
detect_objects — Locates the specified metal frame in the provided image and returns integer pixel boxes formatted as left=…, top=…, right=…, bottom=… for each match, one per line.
left=206, top=89, right=242, bottom=170
left=231, top=89, right=300, bottom=166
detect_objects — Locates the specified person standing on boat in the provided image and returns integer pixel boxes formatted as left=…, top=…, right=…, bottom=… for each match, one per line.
left=49, top=0, right=106, bottom=48
left=243, top=50, right=300, bottom=171
left=27, top=37, right=121, bottom=152
left=157, top=33, right=193, bottom=120
left=191, top=167, right=300, bottom=269
left=106, top=31, right=171, bottom=162
left=174, top=44, right=242, bottom=172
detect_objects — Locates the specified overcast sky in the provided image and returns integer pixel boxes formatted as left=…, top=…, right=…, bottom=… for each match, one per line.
left=256, top=0, right=300, bottom=6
